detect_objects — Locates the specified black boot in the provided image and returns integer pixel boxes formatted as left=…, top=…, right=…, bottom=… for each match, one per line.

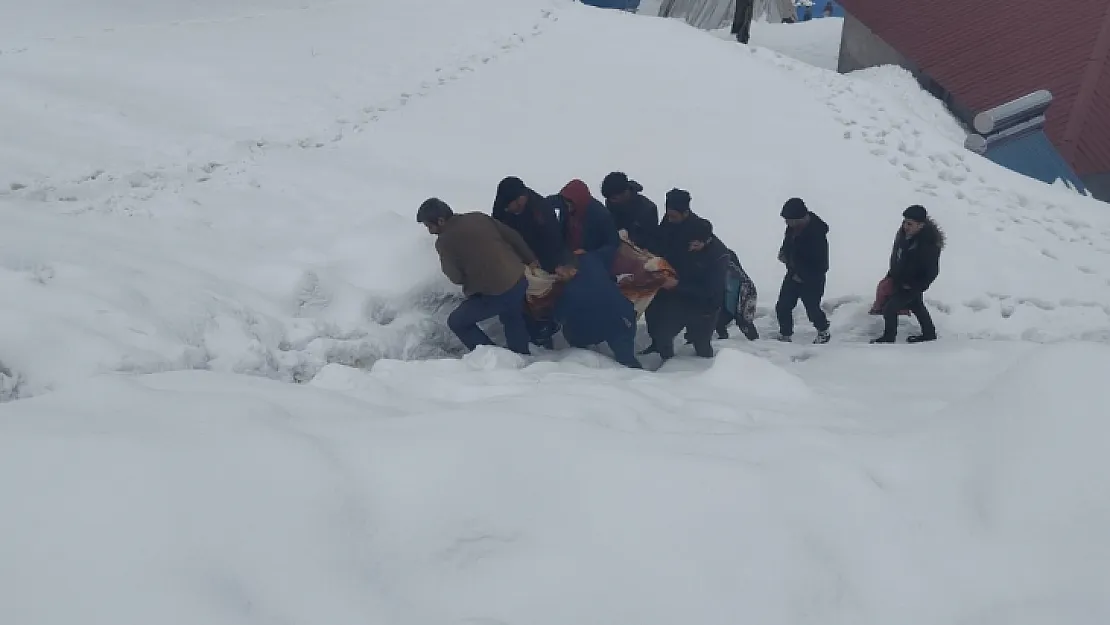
left=870, top=335, right=895, bottom=344
left=907, top=334, right=936, bottom=344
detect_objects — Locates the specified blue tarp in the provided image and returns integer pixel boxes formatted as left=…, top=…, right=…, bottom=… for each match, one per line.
left=580, top=0, right=641, bottom=10
left=797, top=1, right=843, bottom=20
left=982, top=131, right=1088, bottom=192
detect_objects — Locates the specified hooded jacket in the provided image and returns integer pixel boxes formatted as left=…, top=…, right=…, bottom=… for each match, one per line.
left=605, top=181, right=659, bottom=250
left=888, top=218, right=945, bottom=292
left=492, top=188, right=568, bottom=273
left=778, top=212, right=830, bottom=284
left=553, top=179, right=620, bottom=262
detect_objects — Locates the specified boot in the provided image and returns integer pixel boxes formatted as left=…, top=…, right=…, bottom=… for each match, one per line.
left=813, top=330, right=831, bottom=344
left=907, top=333, right=936, bottom=344
left=739, top=323, right=759, bottom=341
left=870, top=335, right=895, bottom=344
left=776, top=334, right=792, bottom=343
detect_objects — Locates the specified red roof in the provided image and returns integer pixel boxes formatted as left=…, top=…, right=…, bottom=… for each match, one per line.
left=838, top=0, right=1110, bottom=177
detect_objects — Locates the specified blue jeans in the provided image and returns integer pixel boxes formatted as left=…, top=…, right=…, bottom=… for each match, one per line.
left=448, top=278, right=531, bottom=355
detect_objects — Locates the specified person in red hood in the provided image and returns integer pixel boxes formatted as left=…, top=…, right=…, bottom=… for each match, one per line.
left=549, top=179, right=620, bottom=268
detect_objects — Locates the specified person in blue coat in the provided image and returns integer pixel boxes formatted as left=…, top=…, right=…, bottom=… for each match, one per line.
left=552, top=250, right=642, bottom=369
left=551, top=178, right=621, bottom=269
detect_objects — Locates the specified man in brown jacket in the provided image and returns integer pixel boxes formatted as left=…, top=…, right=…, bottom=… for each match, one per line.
left=418, top=197, right=538, bottom=355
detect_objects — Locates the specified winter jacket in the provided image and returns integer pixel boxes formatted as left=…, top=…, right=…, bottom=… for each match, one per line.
left=650, top=211, right=710, bottom=261
left=435, top=212, right=537, bottom=297
left=887, top=219, right=945, bottom=292
left=553, top=250, right=637, bottom=347
left=778, top=212, right=830, bottom=284
left=492, top=189, right=569, bottom=273
left=669, top=235, right=731, bottom=312
left=605, top=183, right=659, bottom=250
left=554, top=180, right=621, bottom=263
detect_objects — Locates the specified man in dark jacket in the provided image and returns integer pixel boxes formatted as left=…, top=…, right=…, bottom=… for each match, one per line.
left=417, top=198, right=537, bottom=355
left=492, top=176, right=576, bottom=348
left=871, top=205, right=944, bottom=344
left=600, top=171, right=659, bottom=250
left=552, top=250, right=642, bottom=369
left=643, top=191, right=729, bottom=360
left=492, top=176, right=572, bottom=274
left=775, top=197, right=831, bottom=344
left=552, top=179, right=621, bottom=267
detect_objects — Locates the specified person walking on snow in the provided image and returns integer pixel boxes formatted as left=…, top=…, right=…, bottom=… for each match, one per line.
left=642, top=190, right=728, bottom=360
left=551, top=179, right=621, bottom=267
left=417, top=198, right=537, bottom=355
left=600, top=171, right=659, bottom=251
left=775, top=197, right=831, bottom=343
left=871, top=205, right=944, bottom=344
left=492, top=176, right=576, bottom=348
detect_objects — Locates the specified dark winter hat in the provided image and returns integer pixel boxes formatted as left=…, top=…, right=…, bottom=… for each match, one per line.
left=416, top=197, right=453, bottom=223
left=902, top=204, right=928, bottom=223
left=781, top=197, right=808, bottom=220
left=665, top=188, right=692, bottom=212
left=493, top=176, right=528, bottom=212
left=600, top=172, right=632, bottom=198
left=686, top=218, right=714, bottom=243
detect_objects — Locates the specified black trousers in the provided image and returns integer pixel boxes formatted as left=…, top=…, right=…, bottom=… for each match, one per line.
left=882, top=289, right=935, bottom=338
left=775, top=275, right=829, bottom=336
left=731, top=0, right=754, bottom=43
left=646, top=294, right=718, bottom=359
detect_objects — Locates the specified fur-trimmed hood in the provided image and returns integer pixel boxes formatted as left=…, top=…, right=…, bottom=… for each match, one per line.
left=897, top=218, right=945, bottom=250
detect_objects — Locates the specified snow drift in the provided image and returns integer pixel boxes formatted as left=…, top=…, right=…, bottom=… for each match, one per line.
left=1, top=0, right=1108, bottom=623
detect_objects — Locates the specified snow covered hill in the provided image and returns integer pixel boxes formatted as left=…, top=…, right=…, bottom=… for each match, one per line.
left=1, top=1, right=1108, bottom=623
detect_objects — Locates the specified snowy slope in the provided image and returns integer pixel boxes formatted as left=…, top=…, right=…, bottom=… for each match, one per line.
left=1, top=0, right=1108, bottom=623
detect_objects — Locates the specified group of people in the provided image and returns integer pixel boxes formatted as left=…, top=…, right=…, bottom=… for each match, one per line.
left=417, top=172, right=945, bottom=369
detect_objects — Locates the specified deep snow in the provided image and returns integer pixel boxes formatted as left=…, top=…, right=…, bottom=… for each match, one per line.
left=1, top=0, right=1108, bottom=622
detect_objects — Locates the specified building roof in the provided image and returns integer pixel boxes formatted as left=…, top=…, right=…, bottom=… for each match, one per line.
left=838, top=0, right=1110, bottom=176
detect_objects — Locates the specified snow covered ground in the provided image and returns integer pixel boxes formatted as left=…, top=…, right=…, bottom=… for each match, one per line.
left=1, top=0, right=1108, bottom=623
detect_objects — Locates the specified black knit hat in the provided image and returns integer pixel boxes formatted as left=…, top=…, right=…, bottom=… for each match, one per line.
left=665, top=188, right=692, bottom=212
left=493, top=176, right=528, bottom=213
left=601, top=172, right=631, bottom=199
left=902, top=204, right=928, bottom=223
left=781, top=197, right=808, bottom=219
